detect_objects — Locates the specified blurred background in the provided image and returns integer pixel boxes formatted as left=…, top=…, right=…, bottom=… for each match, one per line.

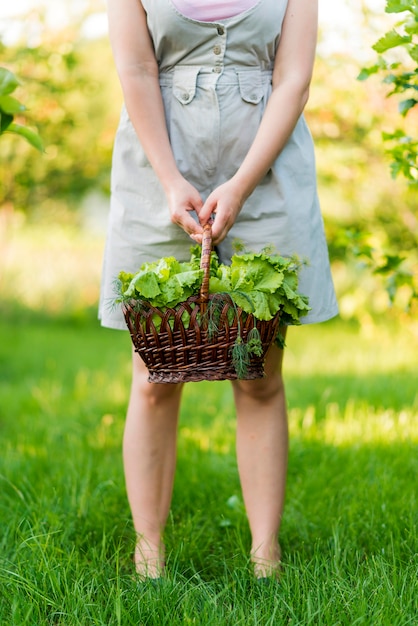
left=0, top=0, right=417, bottom=331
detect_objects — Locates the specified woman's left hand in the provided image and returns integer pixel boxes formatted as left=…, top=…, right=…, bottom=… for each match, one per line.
left=197, top=178, right=245, bottom=245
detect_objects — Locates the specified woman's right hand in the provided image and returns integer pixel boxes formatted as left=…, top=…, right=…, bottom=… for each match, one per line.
left=166, top=177, right=205, bottom=242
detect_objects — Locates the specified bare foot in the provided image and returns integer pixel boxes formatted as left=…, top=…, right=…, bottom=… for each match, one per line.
left=251, top=543, right=282, bottom=579
left=134, top=537, right=165, bottom=580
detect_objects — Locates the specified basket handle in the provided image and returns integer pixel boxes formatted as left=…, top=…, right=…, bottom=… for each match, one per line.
left=199, top=223, right=212, bottom=305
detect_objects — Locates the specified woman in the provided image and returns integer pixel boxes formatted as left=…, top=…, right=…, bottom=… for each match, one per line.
left=99, top=0, right=338, bottom=580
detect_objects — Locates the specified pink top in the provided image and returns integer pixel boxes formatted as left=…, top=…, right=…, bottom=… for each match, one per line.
left=170, top=0, right=259, bottom=21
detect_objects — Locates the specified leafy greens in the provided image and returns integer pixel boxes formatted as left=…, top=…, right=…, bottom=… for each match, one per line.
left=116, top=245, right=310, bottom=327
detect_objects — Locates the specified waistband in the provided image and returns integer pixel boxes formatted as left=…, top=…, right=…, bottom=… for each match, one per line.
left=159, top=65, right=272, bottom=104
left=159, top=65, right=273, bottom=87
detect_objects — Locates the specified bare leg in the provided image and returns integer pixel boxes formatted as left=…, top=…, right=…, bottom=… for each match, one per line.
left=123, top=348, right=183, bottom=579
left=232, top=331, right=288, bottom=578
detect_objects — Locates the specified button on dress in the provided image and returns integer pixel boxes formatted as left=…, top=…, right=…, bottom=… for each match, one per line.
left=99, top=0, right=339, bottom=329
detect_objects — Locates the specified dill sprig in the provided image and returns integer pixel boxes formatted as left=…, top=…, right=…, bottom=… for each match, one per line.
left=204, top=297, right=225, bottom=340
left=231, top=327, right=263, bottom=379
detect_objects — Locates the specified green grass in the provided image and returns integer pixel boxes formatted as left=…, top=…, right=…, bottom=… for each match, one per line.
left=0, top=305, right=417, bottom=625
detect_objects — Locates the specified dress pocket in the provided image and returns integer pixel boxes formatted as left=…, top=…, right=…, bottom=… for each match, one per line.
left=236, top=69, right=264, bottom=104
left=172, top=65, right=200, bottom=105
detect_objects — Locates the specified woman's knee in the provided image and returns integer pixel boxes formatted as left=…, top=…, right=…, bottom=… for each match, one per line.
left=232, top=344, right=285, bottom=402
left=131, top=351, right=183, bottom=405
left=232, top=372, right=284, bottom=403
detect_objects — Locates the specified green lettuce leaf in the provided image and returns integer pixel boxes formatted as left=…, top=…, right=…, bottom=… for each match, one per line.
left=230, top=254, right=284, bottom=293
left=231, top=290, right=273, bottom=320
left=209, top=265, right=232, bottom=293
left=127, top=271, right=161, bottom=299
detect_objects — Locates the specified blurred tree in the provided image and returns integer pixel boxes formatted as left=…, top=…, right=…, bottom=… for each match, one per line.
left=0, top=10, right=120, bottom=219
left=349, top=0, right=418, bottom=313
left=317, top=0, right=417, bottom=318
left=359, top=0, right=417, bottom=186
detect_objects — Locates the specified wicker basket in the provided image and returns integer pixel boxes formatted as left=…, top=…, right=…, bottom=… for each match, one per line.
left=122, top=224, right=281, bottom=383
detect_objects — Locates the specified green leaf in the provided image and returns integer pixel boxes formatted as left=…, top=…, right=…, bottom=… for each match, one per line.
left=409, top=45, right=418, bottom=63
left=357, top=65, right=381, bottom=81
left=385, top=0, right=414, bottom=14
left=373, top=254, right=405, bottom=274
left=230, top=254, right=284, bottom=293
left=121, top=254, right=203, bottom=308
left=216, top=264, right=233, bottom=289
left=128, top=271, right=161, bottom=299
left=6, top=123, right=44, bottom=151
left=0, top=111, right=13, bottom=133
left=174, top=268, right=202, bottom=288
left=232, top=290, right=273, bottom=320
left=281, top=300, right=301, bottom=324
left=156, top=276, right=184, bottom=307
left=372, top=30, right=411, bottom=54
left=118, top=271, right=134, bottom=293
left=153, top=257, right=181, bottom=281
left=0, top=67, right=20, bottom=96
left=399, top=98, right=418, bottom=115
left=0, top=94, right=25, bottom=114
left=382, top=129, right=409, bottom=140
left=209, top=272, right=232, bottom=294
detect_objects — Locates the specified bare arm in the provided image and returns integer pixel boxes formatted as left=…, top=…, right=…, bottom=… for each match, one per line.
left=107, top=0, right=203, bottom=237
left=199, top=0, right=319, bottom=244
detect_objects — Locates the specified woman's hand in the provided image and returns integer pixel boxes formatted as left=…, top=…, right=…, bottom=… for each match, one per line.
left=197, top=178, right=245, bottom=245
left=166, top=177, right=205, bottom=240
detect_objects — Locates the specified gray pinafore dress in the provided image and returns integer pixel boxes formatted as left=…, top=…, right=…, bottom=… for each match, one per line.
left=99, top=0, right=338, bottom=330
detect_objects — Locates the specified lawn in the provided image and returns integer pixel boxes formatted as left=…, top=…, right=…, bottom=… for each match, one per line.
left=0, top=223, right=417, bottom=624
left=0, top=305, right=416, bottom=625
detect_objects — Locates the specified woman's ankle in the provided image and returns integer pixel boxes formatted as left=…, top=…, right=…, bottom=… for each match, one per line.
left=134, top=536, right=166, bottom=579
left=251, top=541, right=282, bottom=578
